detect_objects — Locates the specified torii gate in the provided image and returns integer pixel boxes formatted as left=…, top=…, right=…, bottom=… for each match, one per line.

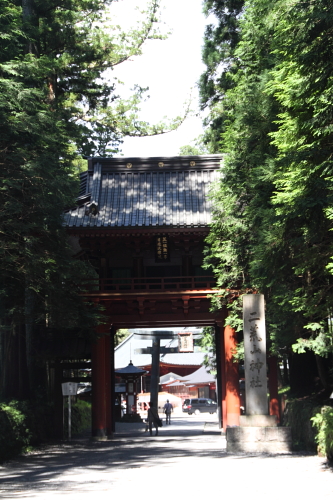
left=63, top=154, right=279, bottom=438
left=134, top=330, right=179, bottom=410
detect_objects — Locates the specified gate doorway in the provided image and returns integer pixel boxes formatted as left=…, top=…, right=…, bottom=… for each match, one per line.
left=63, top=154, right=278, bottom=438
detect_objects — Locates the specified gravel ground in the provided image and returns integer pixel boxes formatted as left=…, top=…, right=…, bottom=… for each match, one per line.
left=0, top=414, right=332, bottom=500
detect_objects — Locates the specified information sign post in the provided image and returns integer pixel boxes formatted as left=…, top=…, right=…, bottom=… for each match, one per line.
left=61, top=382, right=79, bottom=441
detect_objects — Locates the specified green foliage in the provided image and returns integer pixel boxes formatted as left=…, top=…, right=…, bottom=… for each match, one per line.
left=283, top=398, right=320, bottom=452
left=0, top=402, right=31, bottom=461
left=179, top=145, right=205, bottom=156
left=0, top=0, right=177, bottom=157
left=0, top=399, right=55, bottom=463
left=64, top=400, right=91, bottom=436
left=0, top=398, right=91, bottom=462
left=0, top=0, right=184, bottom=399
left=199, top=326, right=216, bottom=372
left=292, top=326, right=333, bottom=357
left=179, top=135, right=209, bottom=156
left=200, top=0, right=333, bottom=390
left=115, top=329, right=131, bottom=346
left=311, top=406, right=333, bottom=461
left=199, top=0, right=245, bottom=151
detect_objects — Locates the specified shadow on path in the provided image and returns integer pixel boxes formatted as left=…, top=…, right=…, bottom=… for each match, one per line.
left=0, top=415, right=331, bottom=499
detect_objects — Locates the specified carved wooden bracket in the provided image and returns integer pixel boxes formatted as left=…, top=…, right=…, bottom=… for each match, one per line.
left=148, top=300, right=156, bottom=312
left=138, top=298, right=145, bottom=316
left=182, top=295, right=190, bottom=315
left=194, top=298, right=201, bottom=311
left=171, top=299, right=178, bottom=311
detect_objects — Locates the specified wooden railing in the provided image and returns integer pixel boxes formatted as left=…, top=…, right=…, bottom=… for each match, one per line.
left=81, top=275, right=216, bottom=294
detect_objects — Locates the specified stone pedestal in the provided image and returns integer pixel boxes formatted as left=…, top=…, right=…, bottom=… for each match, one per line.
left=240, top=415, right=277, bottom=427
left=226, top=426, right=292, bottom=453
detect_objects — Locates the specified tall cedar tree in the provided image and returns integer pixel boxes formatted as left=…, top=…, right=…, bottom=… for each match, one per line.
left=200, top=0, right=333, bottom=393
left=199, top=0, right=245, bottom=151
left=0, top=0, right=183, bottom=398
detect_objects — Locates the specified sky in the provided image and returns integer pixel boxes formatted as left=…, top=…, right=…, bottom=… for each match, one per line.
left=111, top=0, right=209, bottom=158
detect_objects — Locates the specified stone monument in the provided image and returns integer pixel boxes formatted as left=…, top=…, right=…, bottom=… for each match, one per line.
left=226, top=294, right=292, bottom=453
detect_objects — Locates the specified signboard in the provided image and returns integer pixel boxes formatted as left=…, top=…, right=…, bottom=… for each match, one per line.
left=156, top=235, right=169, bottom=261
left=61, top=382, right=78, bottom=396
left=178, top=332, right=193, bottom=352
left=61, top=382, right=79, bottom=441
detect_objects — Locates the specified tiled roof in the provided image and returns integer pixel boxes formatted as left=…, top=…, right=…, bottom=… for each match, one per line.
left=183, top=365, right=216, bottom=384
left=160, top=372, right=182, bottom=384
left=64, top=155, right=221, bottom=228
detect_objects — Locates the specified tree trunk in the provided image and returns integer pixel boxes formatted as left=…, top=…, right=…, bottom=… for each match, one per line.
left=315, top=354, right=332, bottom=392
left=283, top=356, right=289, bottom=386
left=25, top=287, right=36, bottom=395
left=22, top=0, right=37, bottom=55
left=22, top=0, right=33, bottom=19
left=289, top=351, right=317, bottom=394
left=0, top=322, right=14, bottom=397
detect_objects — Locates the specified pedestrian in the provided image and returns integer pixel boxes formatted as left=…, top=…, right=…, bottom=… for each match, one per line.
left=147, top=402, right=159, bottom=436
left=163, top=399, right=173, bottom=424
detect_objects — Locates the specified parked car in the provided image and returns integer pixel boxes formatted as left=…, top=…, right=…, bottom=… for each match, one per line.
left=182, top=398, right=217, bottom=415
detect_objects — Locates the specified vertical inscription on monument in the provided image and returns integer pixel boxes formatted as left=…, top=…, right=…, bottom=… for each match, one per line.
left=243, top=294, right=268, bottom=415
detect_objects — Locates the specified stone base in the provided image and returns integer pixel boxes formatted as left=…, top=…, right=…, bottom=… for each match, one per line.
left=240, top=415, right=277, bottom=427
left=226, top=426, right=292, bottom=454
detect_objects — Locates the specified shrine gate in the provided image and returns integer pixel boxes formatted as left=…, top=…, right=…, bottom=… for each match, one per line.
left=64, top=155, right=279, bottom=438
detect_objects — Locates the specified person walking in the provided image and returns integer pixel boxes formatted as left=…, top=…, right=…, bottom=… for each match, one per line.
left=163, top=399, right=173, bottom=424
left=147, top=402, right=159, bottom=436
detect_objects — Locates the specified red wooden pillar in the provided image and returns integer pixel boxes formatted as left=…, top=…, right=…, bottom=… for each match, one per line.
left=224, top=324, right=240, bottom=427
left=110, top=326, right=116, bottom=434
left=92, top=324, right=111, bottom=438
left=216, top=320, right=227, bottom=432
left=104, top=334, right=112, bottom=436
left=268, top=355, right=280, bottom=424
left=221, top=331, right=227, bottom=432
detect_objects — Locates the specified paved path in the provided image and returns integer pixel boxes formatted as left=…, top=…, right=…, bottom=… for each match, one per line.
left=0, top=414, right=332, bottom=500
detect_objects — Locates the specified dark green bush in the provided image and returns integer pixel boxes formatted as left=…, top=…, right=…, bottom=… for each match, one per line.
left=311, top=406, right=333, bottom=461
left=0, top=398, right=92, bottom=462
left=64, top=399, right=91, bottom=436
left=0, top=402, right=31, bottom=461
left=0, top=400, right=55, bottom=463
left=283, top=398, right=321, bottom=451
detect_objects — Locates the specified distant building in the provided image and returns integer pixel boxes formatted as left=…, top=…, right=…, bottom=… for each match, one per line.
left=115, top=329, right=216, bottom=402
